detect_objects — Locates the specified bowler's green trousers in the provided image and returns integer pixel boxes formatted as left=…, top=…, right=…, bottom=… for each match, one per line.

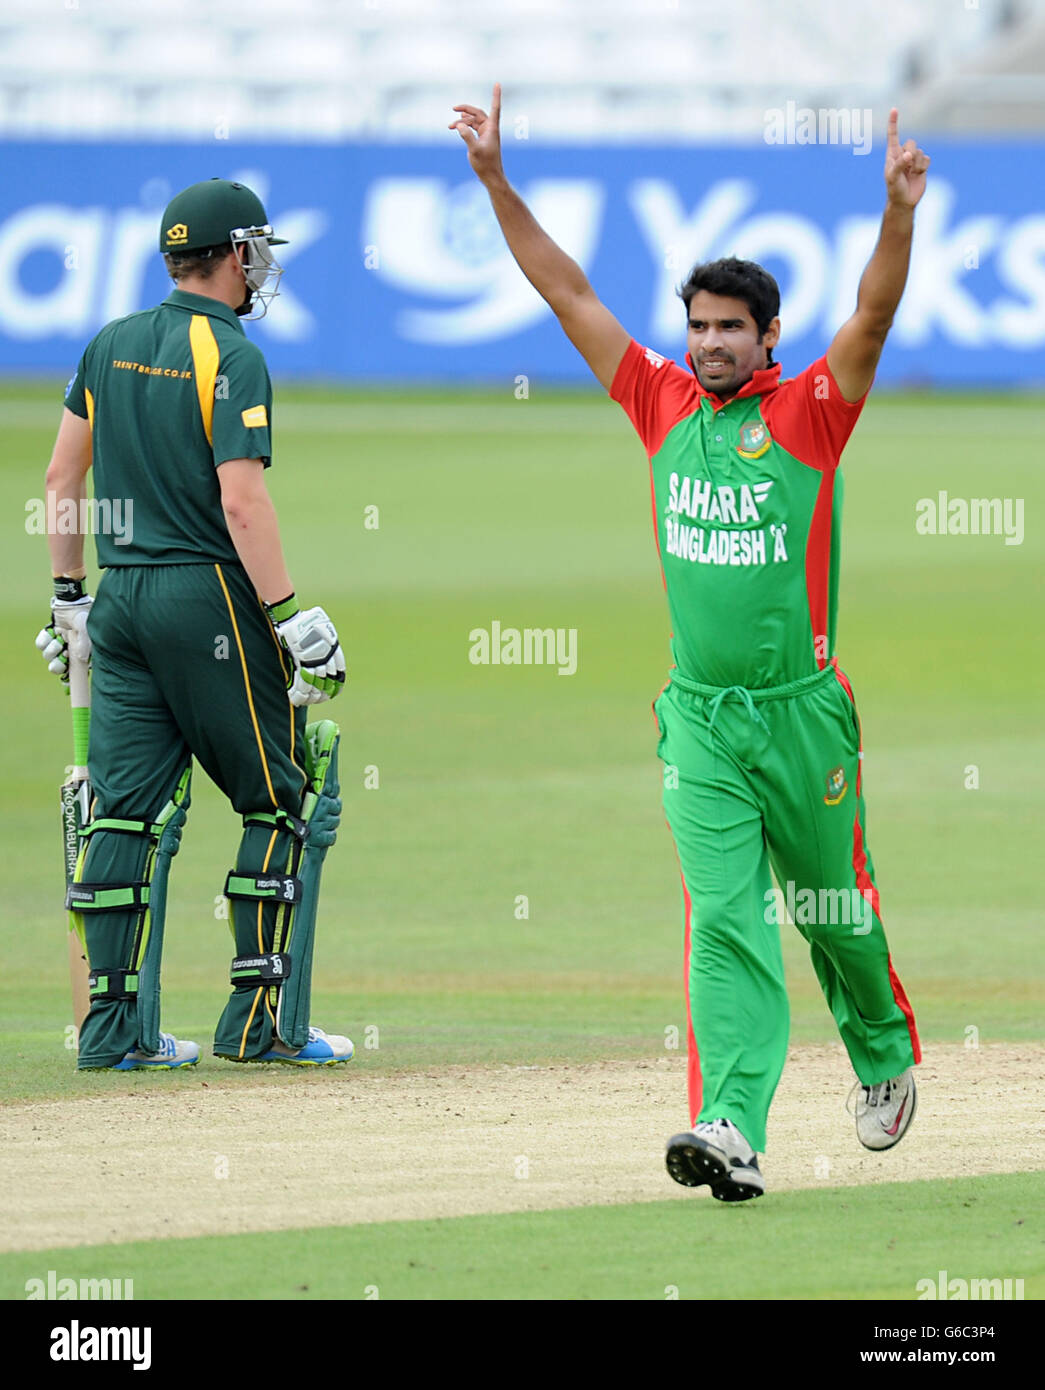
left=654, top=661, right=919, bottom=1152
left=75, top=562, right=308, bottom=1068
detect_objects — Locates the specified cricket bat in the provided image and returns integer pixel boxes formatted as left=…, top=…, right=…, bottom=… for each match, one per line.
left=62, top=644, right=92, bottom=1033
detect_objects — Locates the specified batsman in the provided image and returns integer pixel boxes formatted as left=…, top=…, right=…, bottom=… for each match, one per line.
left=36, top=178, right=353, bottom=1070
left=453, top=92, right=927, bottom=1197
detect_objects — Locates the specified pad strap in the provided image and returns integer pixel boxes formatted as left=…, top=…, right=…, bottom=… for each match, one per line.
left=88, top=967, right=139, bottom=1001
left=66, top=882, right=150, bottom=912
left=224, top=872, right=302, bottom=904
left=242, top=809, right=307, bottom=841
left=79, top=817, right=164, bottom=841
left=78, top=777, right=192, bottom=849
left=230, top=953, right=293, bottom=986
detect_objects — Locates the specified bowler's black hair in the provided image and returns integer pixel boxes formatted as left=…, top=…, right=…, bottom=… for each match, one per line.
left=678, top=257, right=781, bottom=365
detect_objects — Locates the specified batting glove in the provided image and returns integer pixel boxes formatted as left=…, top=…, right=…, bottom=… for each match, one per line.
left=35, top=577, right=93, bottom=686
left=265, top=595, right=346, bottom=706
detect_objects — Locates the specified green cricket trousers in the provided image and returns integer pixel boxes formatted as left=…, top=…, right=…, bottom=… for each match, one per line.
left=654, top=660, right=920, bottom=1152
left=75, top=562, right=308, bottom=1068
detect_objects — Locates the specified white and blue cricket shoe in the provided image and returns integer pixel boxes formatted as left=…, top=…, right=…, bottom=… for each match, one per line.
left=259, top=1026, right=354, bottom=1066
left=112, top=1032, right=201, bottom=1070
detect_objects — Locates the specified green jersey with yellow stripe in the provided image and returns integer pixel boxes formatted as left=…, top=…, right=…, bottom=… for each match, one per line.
left=63, top=289, right=273, bottom=568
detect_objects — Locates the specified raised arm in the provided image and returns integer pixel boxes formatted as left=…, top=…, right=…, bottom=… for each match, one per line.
left=827, top=108, right=930, bottom=403
left=451, top=84, right=630, bottom=390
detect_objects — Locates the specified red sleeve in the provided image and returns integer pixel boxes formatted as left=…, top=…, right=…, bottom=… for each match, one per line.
left=609, top=339, right=699, bottom=458
left=761, top=353, right=869, bottom=473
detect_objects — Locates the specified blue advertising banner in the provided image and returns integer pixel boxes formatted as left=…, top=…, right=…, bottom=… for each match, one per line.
left=1, top=140, right=1042, bottom=384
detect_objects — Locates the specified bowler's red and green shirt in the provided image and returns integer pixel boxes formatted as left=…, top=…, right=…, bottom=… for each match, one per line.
left=611, top=341, right=869, bottom=689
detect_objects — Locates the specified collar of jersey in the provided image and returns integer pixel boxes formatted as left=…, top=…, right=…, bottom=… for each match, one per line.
left=684, top=352, right=782, bottom=410
left=163, top=289, right=246, bottom=333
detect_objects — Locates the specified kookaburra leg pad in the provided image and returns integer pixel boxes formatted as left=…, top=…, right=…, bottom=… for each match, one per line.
left=277, top=719, right=341, bottom=1049
left=69, top=764, right=192, bottom=1054
left=220, top=721, right=341, bottom=1053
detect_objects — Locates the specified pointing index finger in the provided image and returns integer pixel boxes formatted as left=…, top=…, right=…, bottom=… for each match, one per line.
left=887, top=107, right=900, bottom=151
left=491, top=81, right=502, bottom=125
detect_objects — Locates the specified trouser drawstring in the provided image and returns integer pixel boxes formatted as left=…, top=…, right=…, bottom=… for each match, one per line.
left=707, top=685, right=771, bottom=736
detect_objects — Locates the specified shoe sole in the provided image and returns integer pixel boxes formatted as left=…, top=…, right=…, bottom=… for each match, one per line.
left=258, top=1055, right=353, bottom=1066
left=857, top=1081, right=917, bottom=1152
left=109, top=1057, right=201, bottom=1071
left=217, top=1053, right=353, bottom=1066
left=665, top=1133, right=764, bottom=1202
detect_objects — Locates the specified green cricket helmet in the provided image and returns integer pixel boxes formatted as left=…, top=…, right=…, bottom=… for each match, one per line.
left=159, top=178, right=287, bottom=319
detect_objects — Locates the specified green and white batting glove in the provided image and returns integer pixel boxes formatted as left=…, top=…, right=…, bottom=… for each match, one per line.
left=35, top=577, right=93, bottom=686
left=265, top=595, right=346, bottom=706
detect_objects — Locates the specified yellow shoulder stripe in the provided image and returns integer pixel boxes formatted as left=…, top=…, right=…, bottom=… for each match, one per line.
left=84, top=388, right=94, bottom=431
left=188, top=314, right=220, bottom=446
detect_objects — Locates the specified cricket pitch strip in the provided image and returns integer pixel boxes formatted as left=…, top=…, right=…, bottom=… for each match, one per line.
left=1, top=1043, right=1040, bottom=1252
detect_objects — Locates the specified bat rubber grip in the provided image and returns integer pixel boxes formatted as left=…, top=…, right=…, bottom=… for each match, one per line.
left=71, top=706, right=90, bottom=768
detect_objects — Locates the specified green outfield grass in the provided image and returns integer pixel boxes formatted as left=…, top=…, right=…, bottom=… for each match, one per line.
left=0, top=1173, right=1039, bottom=1301
left=2, top=384, right=1043, bottom=1101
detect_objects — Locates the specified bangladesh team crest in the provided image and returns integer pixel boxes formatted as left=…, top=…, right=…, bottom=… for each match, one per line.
left=737, top=420, right=771, bottom=460
left=824, top=765, right=848, bottom=805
